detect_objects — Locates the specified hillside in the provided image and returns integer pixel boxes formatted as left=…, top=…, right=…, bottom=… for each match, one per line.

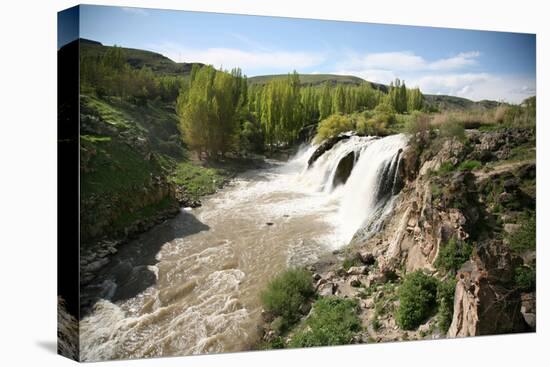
left=248, top=73, right=385, bottom=88
left=79, top=38, right=203, bottom=76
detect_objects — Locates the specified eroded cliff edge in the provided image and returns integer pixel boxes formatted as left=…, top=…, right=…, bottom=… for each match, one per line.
left=262, top=127, right=535, bottom=345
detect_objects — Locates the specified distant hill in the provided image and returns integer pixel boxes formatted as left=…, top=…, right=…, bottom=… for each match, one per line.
left=79, top=39, right=203, bottom=76
left=423, top=94, right=502, bottom=111
left=248, top=73, right=389, bottom=92
left=76, top=40, right=502, bottom=111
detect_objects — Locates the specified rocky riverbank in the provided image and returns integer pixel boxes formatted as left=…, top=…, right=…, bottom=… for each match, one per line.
left=260, top=127, right=536, bottom=346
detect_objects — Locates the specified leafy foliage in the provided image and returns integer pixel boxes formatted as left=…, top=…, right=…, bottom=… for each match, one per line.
left=436, top=279, right=456, bottom=332
left=289, top=298, right=361, bottom=348
left=314, top=114, right=355, bottom=143
left=396, top=271, right=438, bottom=330
left=261, top=268, right=314, bottom=332
left=508, top=215, right=536, bottom=253
left=177, top=65, right=246, bottom=158
left=514, top=265, right=536, bottom=292
left=434, top=238, right=473, bottom=274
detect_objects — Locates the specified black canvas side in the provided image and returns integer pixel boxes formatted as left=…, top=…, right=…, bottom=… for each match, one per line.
left=57, top=5, right=80, bottom=362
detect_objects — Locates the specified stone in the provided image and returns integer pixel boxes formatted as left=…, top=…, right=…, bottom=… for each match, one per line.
left=347, top=266, right=368, bottom=276
left=348, top=275, right=362, bottom=287
left=333, top=151, right=356, bottom=187
left=448, top=241, right=528, bottom=338
left=315, top=278, right=327, bottom=290
left=362, top=298, right=374, bottom=309
left=358, top=251, right=375, bottom=265
left=312, top=273, right=322, bottom=281
left=504, top=223, right=521, bottom=234
left=307, top=133, right=353, bottom=167
left=318, top=282, right=336, bottom=297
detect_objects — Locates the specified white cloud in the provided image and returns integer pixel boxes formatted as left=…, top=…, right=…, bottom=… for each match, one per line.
left=407, top=73, right=535, bottom=103
left=336, top=50, right=480, bottom=73
left=149, top=42, right=325, bottom=72
left=332, top=69, right=396, bottom=84
left=121, top=7, right=148, bottom=16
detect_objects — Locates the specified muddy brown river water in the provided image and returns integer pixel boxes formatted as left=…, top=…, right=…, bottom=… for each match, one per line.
left=80, top=135, right=407, bottom=361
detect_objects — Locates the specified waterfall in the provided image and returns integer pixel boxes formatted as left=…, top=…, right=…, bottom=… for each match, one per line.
left=302, top=134, right=408, bottom=242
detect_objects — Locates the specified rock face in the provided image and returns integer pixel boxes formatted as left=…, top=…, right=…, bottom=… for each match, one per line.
left=333, top=151, right=356, bottom=186
left=448, top=241, right=528, bottom=337
left=307, top=133, right=352, bottom=167
left=345, top=127, right=535, bottom=338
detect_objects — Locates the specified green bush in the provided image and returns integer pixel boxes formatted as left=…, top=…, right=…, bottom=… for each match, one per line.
left=261, top=268, right=314, bottom=332
left=508, top=215, right=536, bottom=253
left=436, top=279, right=456, bottom=332
left=396, top=271, right=438, bottom=330
left=289, top=297, right=361, bottom=348
left=314, top=114, right=355, bottom=144
left=434, top=238, right=472, bottom=274
left=514, top=265, right=536, bottom=291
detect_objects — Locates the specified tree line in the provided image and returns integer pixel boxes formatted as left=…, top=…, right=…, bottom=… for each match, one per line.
left=81, top=46, right=427, bottom=158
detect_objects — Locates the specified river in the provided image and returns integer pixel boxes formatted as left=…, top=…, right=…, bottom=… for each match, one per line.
left=80, top=134, right=408, bottom=361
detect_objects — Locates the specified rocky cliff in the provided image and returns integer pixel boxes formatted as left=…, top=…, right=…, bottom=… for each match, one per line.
left=268, top=127, right=536, bottom=345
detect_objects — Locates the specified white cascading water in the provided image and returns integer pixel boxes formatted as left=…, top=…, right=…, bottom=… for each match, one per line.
left=301, top=133, right=408, bottom=242
left=80, top=133, right=408, bottom=361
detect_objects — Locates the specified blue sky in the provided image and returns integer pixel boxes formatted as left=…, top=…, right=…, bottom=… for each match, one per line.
left=77, top=5, right=536, bottom=103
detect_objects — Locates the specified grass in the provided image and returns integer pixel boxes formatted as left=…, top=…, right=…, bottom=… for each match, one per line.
left=81, top=95, right=132, bottom=129
left=508, top=215, right=536, bottom=254
left=288, top=297, right=361, bottom=348
left=81, top=136, right=162, bottom=198
left=457, top=160, right=482, bottom=171
left=170, top=162, right=227, bottom=201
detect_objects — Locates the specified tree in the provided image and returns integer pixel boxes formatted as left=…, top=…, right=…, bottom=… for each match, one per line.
left=408, top=87, right=424, bottom=111
left=177, top=65, right=246, bottom=158
left=319, top=82, right=333, bottom=120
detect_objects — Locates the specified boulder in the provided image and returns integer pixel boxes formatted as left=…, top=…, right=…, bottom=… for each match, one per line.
left=448, top=240, right=528, bottom=338
left=318, top=282, right=337, bottom=297
left=347, top=266, right=368, bottom=276
left=333, top=151, right=356, bottom=186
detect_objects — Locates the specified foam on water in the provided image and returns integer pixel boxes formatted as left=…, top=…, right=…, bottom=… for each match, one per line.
left=80, top=134, right=408, bottom=361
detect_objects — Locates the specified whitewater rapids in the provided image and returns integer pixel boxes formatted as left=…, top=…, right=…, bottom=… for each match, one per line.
left=79, top=133, right=408, bottom=361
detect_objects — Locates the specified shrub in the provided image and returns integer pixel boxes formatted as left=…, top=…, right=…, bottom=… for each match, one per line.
left=508, top=215, right=536, bottom=253
left=314, top=114, right=355, bottom=144
left=439, top=119, right=466, bottom=140
left=261, top=268, right=314, bottom=332
left=437, top=161, right=455, bottom=175
left=434, top=238, right=472, bottom=274
left=289, top=297, right=361, bottom=348
left=514, top=265, right=536, bottom=292
left=396, top=271, right=438, bottom=330
left=436, top=279, right=456, bottom=332
left=458, top=160, right=482, bottom=171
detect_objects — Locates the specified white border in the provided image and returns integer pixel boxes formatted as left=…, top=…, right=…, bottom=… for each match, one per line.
left=0, top=1, right=547, bottom=366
